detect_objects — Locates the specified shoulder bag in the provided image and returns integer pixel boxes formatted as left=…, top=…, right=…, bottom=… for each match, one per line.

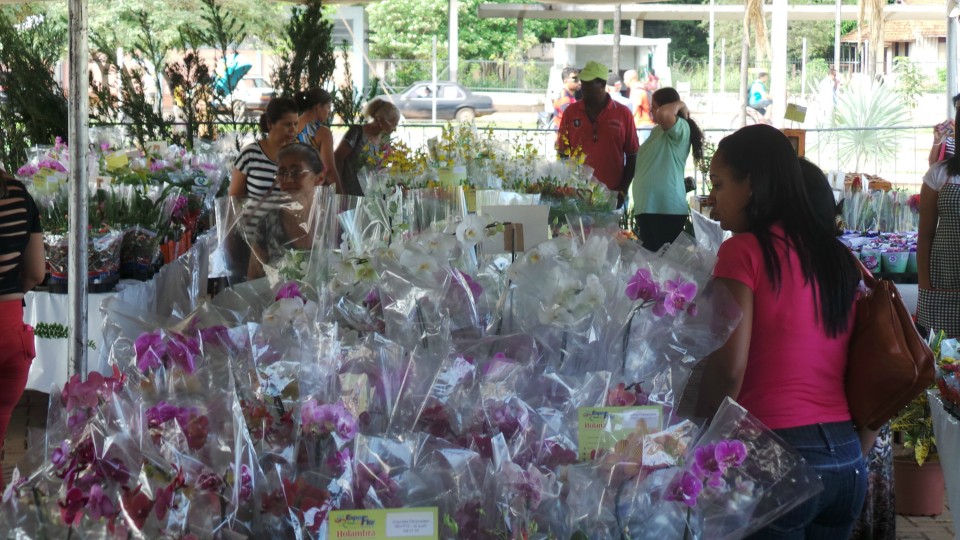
left=846, top=259, right=935, bottom=431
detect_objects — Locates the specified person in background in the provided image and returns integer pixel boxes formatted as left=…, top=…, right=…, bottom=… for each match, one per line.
left=697, top=125, right=865, bottom=538
left=294, top=88, right=341, bottom=192
left=605, top=73, right=633, bottom=109
left=248, top=143, right=324, bottom=280
left=334, top=98, right=400, bottom=196
left=230, top=97, right=299, bottom=201
left=0, top=170, right=44, bottom=489
left=552, top=67, right=580, bottom=129
left=819, top=66, right=840, bottom=106
left=927, top=93, right=960, bottom=166
left=556, top=61, right=639, bottom=208
left=625, top=69, right=655, bottom=144
left=631, top=87, right=704, bottom=251
left=748, top=72, right=773, bottom=117
left=918, top=97, right=960, bottom=339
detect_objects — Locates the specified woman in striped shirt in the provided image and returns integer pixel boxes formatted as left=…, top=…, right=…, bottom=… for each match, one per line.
left=228, top=97, right=298, bottom=277
left=0, top=170, right=45, bottom=488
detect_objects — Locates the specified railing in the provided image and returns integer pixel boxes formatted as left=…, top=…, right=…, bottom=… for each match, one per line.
left=370, top=58, right=554, bottom=94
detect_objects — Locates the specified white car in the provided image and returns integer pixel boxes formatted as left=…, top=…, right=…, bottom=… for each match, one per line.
left=215, top=77, right=275, bottom=117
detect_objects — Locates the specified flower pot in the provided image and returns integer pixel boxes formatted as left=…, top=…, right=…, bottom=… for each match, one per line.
left=894, top=456, right=945, bottom=516
left=859, top=249, right=881, bottom=272
left=906, top=252, right=918, bottom=274
left=881, top=252, right=908, bottom=273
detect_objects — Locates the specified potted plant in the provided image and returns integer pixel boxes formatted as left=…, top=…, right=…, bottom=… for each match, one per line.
left=890, top=336, right=945, bottom=517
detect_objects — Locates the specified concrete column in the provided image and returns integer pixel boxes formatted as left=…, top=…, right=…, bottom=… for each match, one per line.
left=948, top=6, right=958, bottom=111
left=449, top=0, right=458, bottom=82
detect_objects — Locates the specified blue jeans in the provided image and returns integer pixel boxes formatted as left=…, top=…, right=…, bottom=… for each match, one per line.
left=747, top=421, right=868, bottom=540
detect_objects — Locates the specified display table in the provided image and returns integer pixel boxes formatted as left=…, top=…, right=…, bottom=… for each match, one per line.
left=928, top=389, right=960, bottom=540
left=23, top=291, right=115, bottom=392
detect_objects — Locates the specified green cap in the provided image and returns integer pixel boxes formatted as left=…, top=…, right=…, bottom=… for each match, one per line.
left=579, top=60, right=609, bottom=82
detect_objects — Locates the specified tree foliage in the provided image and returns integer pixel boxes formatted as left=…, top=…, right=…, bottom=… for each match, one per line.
left=0, top=6, right=68, bottom=172
left=271, top=0, right=336, bottom=98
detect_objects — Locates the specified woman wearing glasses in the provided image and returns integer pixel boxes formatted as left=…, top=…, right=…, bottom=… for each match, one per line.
left=248, top=143, right=324, bottom=280
left=334, top=97, right=400, bottom=196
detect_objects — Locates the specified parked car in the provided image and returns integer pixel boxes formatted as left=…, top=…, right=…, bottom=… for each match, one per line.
left=213, top=76, right=275, bottom=118
left=380, top=81, right=494, bottom=122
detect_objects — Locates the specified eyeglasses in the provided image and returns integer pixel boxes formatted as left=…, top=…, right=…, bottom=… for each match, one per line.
left=276, top=169, right=312, bottom=180
left=378, top=117, right=398, bottom=130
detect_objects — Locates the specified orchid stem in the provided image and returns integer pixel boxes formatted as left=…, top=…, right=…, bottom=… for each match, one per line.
left=622, top=305, right=640, bottom=370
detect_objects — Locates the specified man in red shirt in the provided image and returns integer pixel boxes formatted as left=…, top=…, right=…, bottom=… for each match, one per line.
left=552, top=67, right=580, bottom=129
left=556, top=61, right=639, bottom=207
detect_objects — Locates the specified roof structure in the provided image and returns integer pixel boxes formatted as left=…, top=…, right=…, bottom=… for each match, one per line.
left=839, top=0, right=946, bottom=43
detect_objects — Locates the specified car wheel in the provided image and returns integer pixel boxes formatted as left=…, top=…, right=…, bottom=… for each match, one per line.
left=455, top=108, right=476, bottom=123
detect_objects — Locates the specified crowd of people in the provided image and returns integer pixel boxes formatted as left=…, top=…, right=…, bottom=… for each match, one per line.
left=2, top=56, right=956, bottom=537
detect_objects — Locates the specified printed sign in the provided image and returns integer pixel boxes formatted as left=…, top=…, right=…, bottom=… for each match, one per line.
left=577, top=406, right=663, bottom=461
left=329, top=507, right=438, bottom=539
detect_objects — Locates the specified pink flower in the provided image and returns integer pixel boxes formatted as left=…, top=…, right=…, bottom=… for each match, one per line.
left=607, top=382, right=638, bottom=406
left=715, top=439, right=748, bottom=471
left=454, top=269, right=484, bottom=301
left=238, top=464, right=253, bottom=502
left=146, top=401, right=183, bottom=430
left=98, top=458, right=131, bottom=485
left=135, top=331, right=166, bottom=373
left=16, top=164, right=38, bottom=177
left=61, top=373, right=101, bottom=412
left=660, top=278, right=698, bottom=317
left=664, top=470, right=703, bottom=507
left=181, top=413, right=210, bottom=451
left=51, top=440, right=70, bottom=470
left=626, top=268, right=660, bottom=302
left=197, top=472, right=223, bottom=492
left=326, top=447, right=352, bottom=475
left=301, top=399, right=357, bottom=440
left=275, top=281, right=304, bottom=301
left=120, top=485, right=154, bottom=529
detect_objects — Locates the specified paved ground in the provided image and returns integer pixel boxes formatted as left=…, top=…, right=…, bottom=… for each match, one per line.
left=1, top=391, right=953, bottom=538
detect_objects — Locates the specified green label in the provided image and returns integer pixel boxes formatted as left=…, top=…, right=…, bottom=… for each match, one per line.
left=577, top=406, right=663, bottom=461
left=329, top=507, right=438, bottom=539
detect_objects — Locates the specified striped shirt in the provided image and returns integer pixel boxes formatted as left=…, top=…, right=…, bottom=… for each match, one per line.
left=0, top=179, right=42, bottom=295
left=234, top=142, right=278, bottom=236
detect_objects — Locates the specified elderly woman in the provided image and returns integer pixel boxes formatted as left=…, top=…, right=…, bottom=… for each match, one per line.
left=334, top=97, right=400, bottom=196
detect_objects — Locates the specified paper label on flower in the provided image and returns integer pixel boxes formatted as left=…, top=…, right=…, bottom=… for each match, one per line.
left=577, top=406, right=663, bottom=461
left=330, top=508, right=438, bottom=539
left=105, top=151, right=129, bottom=171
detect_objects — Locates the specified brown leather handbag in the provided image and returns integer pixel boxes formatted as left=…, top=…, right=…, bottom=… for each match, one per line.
left=846, top=260, right=935, bottom=431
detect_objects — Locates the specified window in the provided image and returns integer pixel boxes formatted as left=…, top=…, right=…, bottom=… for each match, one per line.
left=441, top=85, right=463, bottom=99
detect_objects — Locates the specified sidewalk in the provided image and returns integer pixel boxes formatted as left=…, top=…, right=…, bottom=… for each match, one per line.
left=1, top=391, right=954, bottom=539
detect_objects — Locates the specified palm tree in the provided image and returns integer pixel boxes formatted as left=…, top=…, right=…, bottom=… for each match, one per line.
left=738, top=0, right=767, bottom=126
left=859, top=0, right=885, bottom=79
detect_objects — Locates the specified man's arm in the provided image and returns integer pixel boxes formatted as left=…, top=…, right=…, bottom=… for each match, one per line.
left=620, top=153, right=637, bottom=207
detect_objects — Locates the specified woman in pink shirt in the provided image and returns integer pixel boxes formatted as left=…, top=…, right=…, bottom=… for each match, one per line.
left=696, top=125, right=866, bottom=538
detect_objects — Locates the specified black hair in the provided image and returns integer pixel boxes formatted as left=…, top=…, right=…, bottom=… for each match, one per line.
left=952, top=92, right=960, bottom=108
left=278, top=142, right=323, bottom=174
left=799, top=157, right=841, bottom=233
left=652, top=87, right=705, bottom=165
left=258, top=97, right=298, bottom=134
left=715, top=125, right=859, bottom=337
left=294, top=88, right=333, bottom=114
left=0, top=169, right=9, bottom=198
left=561, top=67, right=579, bottom=82
left=947, top=99, right=960, bottom=177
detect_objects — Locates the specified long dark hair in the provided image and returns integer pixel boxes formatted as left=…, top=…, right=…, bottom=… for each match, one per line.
left=0, top=169, right=9, bottom=198
left=294, top=88, right=332, bottom=114
left=946, top=94, right=960, bottom=176
left=716, top=125, right=859, bottom=337
left=258, top=97, right=298, bottom=134
left=652, top=87, right=705, bottom=165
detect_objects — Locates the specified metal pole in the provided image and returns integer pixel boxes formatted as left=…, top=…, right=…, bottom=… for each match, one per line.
left=721, top=38, right=726, bottom=95
left=449, top=0, right=458, bottom=82
left=68, top=0, right=90, bottom=379
left=709, top=0, right=715, bottom=111
left=612, top=6, right=621, bottom=73
left=834, top=0, right=841, bottom=73
left=432, top=36, right=438, bottom=123
left=948, top=9, right=958, bottom=112
left=801, top=37, right=807, bottom=100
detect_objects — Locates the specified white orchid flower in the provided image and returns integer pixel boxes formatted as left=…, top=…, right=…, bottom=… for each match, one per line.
left=456, top=214, right=488, bottom=247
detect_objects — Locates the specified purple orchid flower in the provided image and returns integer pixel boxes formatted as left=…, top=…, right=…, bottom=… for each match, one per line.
left=327, top=447, right=352, bottom=475
left=135, top=331, right=167, bottom=373
left=51, top=440, right=70, bottom=470
left=275, top=281, right=304, bottom=301
left=86, top=484, right=117, bottom=520
left=660, top=277, right=698, bottom=317
left=146, top=401, right=184, bottom=430
left=16, top=164, right=38, bottom=177
left=664, top=470, right=703, bottom=507
left=59, top=486, right=87, bottom=526
left=454, top=269, right=484, bottom=301
left=166, top=333, right=201, bottom=373
left=238, top=464, right=253, bottom=502
left=301, top=399, right=357, bottom=440
left=626, top=268, right=661, bottom=302
left=715, top=439, right=748, bottom=471
left=197, top=472, right=223, bottom=492
left=97, top=457, right=132, bottom=485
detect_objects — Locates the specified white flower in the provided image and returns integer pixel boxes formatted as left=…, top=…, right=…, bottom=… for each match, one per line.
left=262, top=297, right=318, bottom=330
left=526, top=241, right=559, bottom=265
left=456, top=214, right=488, bottom=247
left=418, top=231, right=457, bottom=255
left=578, top=274, right=607, bottom=308
left=399, top=249, right=440, bottom=275
left=539, top=305, right=575, bottom=326
left=333, top=259, right=356, bottom=283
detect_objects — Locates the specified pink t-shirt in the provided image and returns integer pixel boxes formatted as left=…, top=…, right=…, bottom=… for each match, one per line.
left=713, top=228, right=853, bottom=430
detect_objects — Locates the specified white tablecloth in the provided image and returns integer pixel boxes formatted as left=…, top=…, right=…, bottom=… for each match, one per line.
left=928, top=389, right=960, bottom=540
left=23, top=291, right=115, bottom=392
